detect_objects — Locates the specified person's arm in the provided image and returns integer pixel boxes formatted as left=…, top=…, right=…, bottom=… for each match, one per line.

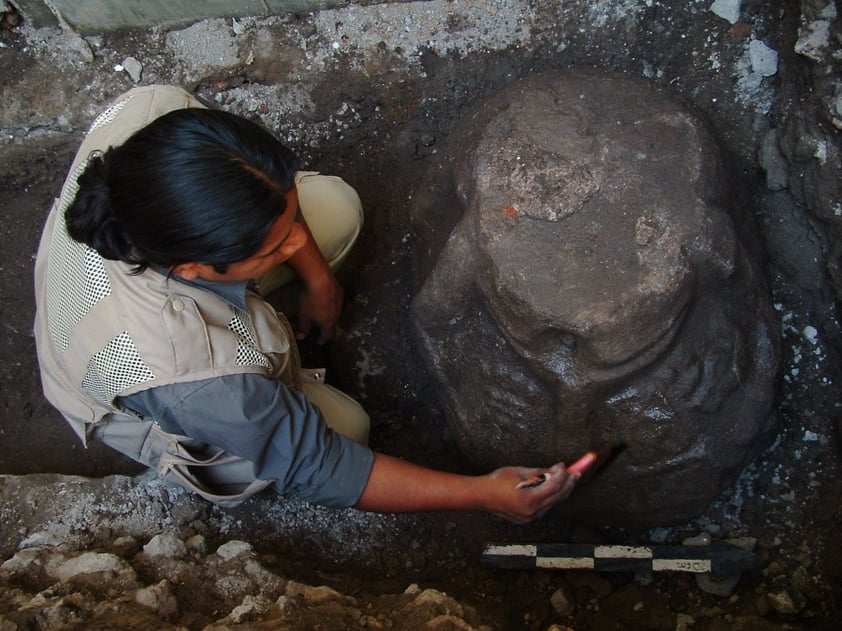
left=284, top=216, right=343, bottom=343
left=123, top=375, right=592, bottom=522
left=121, top=374, right=374, bottom=507
left=355, top=453, right=588, bottom=524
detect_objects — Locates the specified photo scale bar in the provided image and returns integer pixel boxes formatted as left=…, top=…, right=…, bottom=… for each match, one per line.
left=481, top=541, right=758, bottom=574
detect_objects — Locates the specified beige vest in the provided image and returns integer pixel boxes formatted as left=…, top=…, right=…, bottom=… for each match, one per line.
left=33, top=85, right=299, bottom=445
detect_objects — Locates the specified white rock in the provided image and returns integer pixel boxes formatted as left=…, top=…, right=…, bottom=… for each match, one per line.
left=229, top=594, right=272, bottom=624
left=1, top=548, right=45, bottom=574
left=122, top=56, right=143, bottom=83
left=216, top=539, right=253, bottom=560
left=710, top=0, right=741, bottom=24
left=795, top=19, right=831, bottom=62
left=55, top=551, right=136, bottom=582
left=19, top=531, right=62, bottom=549
left=749, top=39, right=779, bottom=77
left=143, top=534, right=188, bottom=558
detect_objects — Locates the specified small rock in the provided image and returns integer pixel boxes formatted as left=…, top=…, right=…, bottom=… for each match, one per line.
left=794, top=17, right=832, bottom=62
left=276, top=594, right=296, bottom=613
left=696, top=573, right=741, bottom=597
left=135, top=579, right=179, bottom=619
left=301, top=584, right=356, bottom=607
left=766, top=576, right=807, bottom=614
left=0, top=549, right=47, bottom=577
left=402, top=588, right=462, bottom=617
left=749, top=40, right=779, bottom=77
left=121, top=56, right=143, bottom=83
left=550, top=586, right=574, bottom=617
left=710, top=0, right=741, bottom=24
left=143, top=534, right=187, bottom=558
left=18, top=531, right=62, bottom=550
left=229, top=594, right=272, bottom=624
left=64, top=32, right=94, bottom=63
left=791, top=565, right=821, bottom=601
left=216, top=540, right=253, bottom=561
left=54, top=552, right=135, bottom=582
left=675, top=613, right=695, bottom=630
left=682, top=532, right=711, bottom=546
left=112, top=535, right=140, bottom=558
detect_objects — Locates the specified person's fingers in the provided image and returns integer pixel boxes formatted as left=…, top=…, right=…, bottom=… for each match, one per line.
left=296, top=317, right=312, bottom=340
left=557, top=471, right=579, bottom=500
left=532, top=468, right=580, bottom=510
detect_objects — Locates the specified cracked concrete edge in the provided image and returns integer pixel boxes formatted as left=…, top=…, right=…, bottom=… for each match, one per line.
left=10, top=0, right=376, bottom=33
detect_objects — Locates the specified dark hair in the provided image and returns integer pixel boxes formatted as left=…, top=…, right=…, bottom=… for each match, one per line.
left=66, top=108, right=299, bottom=273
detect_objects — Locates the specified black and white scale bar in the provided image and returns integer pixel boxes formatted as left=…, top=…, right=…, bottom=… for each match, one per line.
left=482, top=540, right=759, bottom=576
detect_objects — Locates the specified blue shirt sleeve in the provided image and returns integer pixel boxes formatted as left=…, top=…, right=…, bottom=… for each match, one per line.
left=120, top=374, right=374, bottom=508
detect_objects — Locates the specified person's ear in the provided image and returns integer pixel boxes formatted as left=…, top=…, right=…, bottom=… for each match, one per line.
left=171, top=261, right=207, bottom=280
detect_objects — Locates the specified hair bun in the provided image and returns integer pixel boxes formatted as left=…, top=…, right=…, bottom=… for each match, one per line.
left=65, top=152, right=134, bottom=261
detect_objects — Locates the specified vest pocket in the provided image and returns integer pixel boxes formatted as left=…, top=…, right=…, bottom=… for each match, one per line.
left=152, top=424, right=274, bottom=507
left=98, top=417, right=273, bottom=508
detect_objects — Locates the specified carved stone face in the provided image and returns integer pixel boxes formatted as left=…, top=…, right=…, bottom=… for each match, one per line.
left=470, top=100, right=738, bottom=390
left=411, top=69, right=780, bottom=525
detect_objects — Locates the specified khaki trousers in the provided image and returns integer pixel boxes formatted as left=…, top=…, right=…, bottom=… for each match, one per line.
left=258, top=170, right=370, bottom=445
left=255, top=171, right=364, bottom=295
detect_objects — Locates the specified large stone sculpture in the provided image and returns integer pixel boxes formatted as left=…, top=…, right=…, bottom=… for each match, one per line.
left=410, top=69, right=780, bottom=525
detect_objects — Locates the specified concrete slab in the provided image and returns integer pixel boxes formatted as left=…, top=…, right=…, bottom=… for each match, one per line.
left=14, top=0, right=353, bottom=32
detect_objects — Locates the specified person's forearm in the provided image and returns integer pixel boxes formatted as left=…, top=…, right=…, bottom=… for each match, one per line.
left=286, top=217, right=333, bottom=290
left=354, top=451, right=586, bottom=523
left=354, top=452, right=486, bottom=513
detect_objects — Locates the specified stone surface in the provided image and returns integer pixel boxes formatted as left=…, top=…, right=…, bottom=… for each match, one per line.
left=410, top=68, right=781, bottom=525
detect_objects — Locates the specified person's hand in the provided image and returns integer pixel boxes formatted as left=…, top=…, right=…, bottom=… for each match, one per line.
left=297, top=271, right=343, bottom=343
left=481, top=463, right=581, bottom=524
